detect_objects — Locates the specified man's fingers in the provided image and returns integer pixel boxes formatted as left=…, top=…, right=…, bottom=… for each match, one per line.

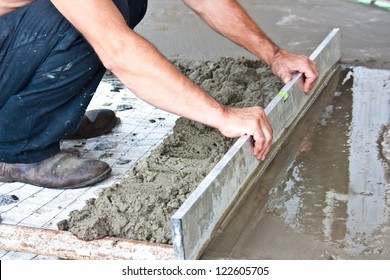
left=253, top=120, right=273, bottom=160
left=272, top=51, right=319, bottom=93
left=298, top=59, right=318, bottom=93
left=260, top=124, right=273, bottom=160
left=281, top=72, right=292, bottom=84
left=253, top=133, right=272, bottom=160
left=253, top=133, right=265, bottom=159
left=303, top=73, right=317, bottom=93
left=217, top=106, right=273, bottom=161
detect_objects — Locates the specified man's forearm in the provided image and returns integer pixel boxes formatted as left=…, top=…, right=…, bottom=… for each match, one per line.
left=110, top=32, right=228, bottom=130
left=183, top=0, right=280, bottom=65
left=184, top=0, right=318, bottom=92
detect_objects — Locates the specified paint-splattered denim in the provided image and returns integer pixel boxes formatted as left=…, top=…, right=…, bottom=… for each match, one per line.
left=0, top=0, right=148, bottom=163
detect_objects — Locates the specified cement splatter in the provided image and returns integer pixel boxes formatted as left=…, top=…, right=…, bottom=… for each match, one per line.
left=0, top=194, right=19, bottom=206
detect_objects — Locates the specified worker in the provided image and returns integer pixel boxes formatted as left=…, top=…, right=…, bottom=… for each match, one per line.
left=0, top=0, right=318, bottom=189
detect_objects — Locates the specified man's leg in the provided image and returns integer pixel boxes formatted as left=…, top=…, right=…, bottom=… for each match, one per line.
left=0, top=0, right=148, bottom=188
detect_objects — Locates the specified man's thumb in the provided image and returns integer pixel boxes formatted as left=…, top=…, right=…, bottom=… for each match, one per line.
left=281, top=73, right=292, bottom=84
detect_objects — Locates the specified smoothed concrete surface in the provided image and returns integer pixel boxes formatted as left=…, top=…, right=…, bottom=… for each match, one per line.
left=137, top=0, right=390, bottom=69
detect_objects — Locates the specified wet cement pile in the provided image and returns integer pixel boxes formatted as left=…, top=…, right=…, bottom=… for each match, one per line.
left=57, top=57, right=282, bottom=244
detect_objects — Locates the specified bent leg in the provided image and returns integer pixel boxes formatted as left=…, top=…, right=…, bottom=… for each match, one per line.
left=0, top=0, right=148, bottom=164
left=0, top=1, right=105, bottom=163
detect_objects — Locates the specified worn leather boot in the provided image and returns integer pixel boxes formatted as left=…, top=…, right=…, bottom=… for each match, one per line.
left=65, top=109, right=120, bottom=140
left=0, top=153, right=111, bottom=189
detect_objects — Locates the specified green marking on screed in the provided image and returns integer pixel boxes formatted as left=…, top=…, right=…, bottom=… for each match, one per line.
left=278, top=91, right=288, bottom=101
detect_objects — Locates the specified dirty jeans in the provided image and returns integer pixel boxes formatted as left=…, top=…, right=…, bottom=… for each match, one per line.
left=0, top=0, right=147, bottom=163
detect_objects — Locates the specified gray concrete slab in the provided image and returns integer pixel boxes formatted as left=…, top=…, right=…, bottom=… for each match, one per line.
left=202, top=65, right=390, bottom=260
left=137, top=0, right=390, bottom=68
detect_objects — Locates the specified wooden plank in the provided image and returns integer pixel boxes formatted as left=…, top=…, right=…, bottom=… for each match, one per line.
left=0, top=223, right=173, bottom=260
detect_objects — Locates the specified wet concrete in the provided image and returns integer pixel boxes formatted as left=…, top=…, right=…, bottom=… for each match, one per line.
left=58, top=58, right=282, bottom=244
left=201, top=66, right=390, bottom=259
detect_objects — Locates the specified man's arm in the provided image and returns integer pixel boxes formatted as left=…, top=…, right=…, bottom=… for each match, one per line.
left=0, top=0, right=33, bottom=16
left=183, top=0, right=318, bottom=93
left=50, top=0, right=272, bottom=160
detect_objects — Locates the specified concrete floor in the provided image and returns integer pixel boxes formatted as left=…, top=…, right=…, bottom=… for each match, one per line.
left=1, top=0, right=389, bottom=259
left=138, top=0, right=390, bottom=69
left=201, top=65, right=390, bottom=260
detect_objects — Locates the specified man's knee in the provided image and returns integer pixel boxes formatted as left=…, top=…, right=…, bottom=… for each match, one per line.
left=129, top=0, right=148, bottom=28
left=112, top=0, right=148, bottom=29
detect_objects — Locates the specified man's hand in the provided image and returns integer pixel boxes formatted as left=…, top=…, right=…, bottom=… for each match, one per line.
left=270, top=49, right=318, bottom=93
left=184, top=0, right=319, bottom=93
left=217, top=106, right=273, bottom=161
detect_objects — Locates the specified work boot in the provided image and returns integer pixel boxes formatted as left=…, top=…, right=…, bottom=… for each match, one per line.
left=65, top=109, right=120, bottom=140
left=0, top=153, right=111, bottom=189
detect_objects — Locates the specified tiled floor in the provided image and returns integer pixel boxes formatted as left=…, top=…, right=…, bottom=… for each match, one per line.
left=0, top=73, right=178, bottom=259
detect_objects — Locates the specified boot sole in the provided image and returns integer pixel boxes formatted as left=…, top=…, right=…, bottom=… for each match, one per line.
left=0, top=176, right=15, bottom=183
left=0, top=167, right=112, bottom=190
left=55, top=166, right=112, bottom=189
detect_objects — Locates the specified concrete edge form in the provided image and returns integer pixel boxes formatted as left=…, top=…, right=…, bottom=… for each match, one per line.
left=0, top=223, right=174, bottom=260
left=171, top=28, right=341, bottom=260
